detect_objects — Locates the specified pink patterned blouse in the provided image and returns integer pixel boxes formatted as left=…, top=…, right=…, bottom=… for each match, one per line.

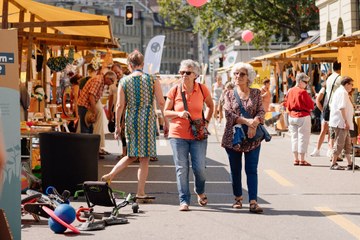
left=221, top=88, right=265, bottom=152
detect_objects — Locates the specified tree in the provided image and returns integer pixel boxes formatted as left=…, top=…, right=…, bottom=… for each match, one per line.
left=158, top=0, right=319, bottom=50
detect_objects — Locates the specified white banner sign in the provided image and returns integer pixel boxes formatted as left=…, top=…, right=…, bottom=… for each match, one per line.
left=143, top=35, right=166, bottom=74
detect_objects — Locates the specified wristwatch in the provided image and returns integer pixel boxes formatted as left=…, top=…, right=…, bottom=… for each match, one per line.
left=204, top=119, right=210, bottom=124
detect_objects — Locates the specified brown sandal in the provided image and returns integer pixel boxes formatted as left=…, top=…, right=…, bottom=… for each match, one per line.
left=232, top=197, right=243, bottom=209
left=197, top=195, right=208, bottom=206
left=249, top=203, right=263, bottom=213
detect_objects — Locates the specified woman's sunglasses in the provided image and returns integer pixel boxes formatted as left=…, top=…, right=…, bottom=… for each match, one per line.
left=179, top=71, right=193, bottom=76
left=233, top=72, right=247, bottom=77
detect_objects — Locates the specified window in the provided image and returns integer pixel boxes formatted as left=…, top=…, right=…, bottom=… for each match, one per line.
left=326, top=22, right=332, bottom=41
left=337, top=18, right=344, bottom=36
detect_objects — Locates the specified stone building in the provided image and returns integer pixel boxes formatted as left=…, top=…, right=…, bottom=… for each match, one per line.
left=36, top=0, right=199, bottom=74
left=316, top=0, right=360, bottom=42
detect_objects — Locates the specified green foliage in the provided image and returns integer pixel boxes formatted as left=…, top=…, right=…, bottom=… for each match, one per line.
left=158, top=0, right=319, bottom=50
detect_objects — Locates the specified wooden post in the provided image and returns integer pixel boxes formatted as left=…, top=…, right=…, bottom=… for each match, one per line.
left=1, top=0, right=9, bottom=29
left=0, top=209, right=13, bottom=240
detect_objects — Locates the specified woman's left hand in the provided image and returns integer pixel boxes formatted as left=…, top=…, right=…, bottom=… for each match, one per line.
left=247, top=126, right=256, bottom=139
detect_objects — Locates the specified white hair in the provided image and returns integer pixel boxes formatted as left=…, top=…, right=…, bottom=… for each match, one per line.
left=179, top=59, right=201, bottom=75
left=231, top=62, right=256, bottom=86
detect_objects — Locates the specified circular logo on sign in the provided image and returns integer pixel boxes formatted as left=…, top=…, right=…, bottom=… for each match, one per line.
left=228, top=56, right=235, bottom=63
left=151, top=42, right=161, bottom=53
left=218, top=44, right=226, bottom=52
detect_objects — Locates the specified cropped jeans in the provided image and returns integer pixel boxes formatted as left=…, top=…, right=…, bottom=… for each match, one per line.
left=169, top=138, right=207, bottom=205
left=225, top=146, right=261, bottom=202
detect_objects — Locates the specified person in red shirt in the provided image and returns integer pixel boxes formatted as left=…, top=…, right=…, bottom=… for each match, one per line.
left=283, top=73, right=314, bottom=166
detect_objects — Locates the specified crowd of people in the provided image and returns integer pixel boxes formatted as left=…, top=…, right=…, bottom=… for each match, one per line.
left=282, top=61, right=359, bottom=171
left=56, top=55, right=360, bottom=213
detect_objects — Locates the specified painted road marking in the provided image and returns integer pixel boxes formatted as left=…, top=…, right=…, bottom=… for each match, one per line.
left=264, top=169, right=294, bottom=186
left=104, top=165, right=225, bottom=168
left=315, top=207, right=360, bottom=239
left=110, top=180, right=231, bottom=184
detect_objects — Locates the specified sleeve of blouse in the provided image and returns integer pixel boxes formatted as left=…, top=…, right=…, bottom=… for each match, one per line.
left=223, top=90, right=240, bottom=126
left=302, top=91, right=314, bottom=111
left=255, top=89, right=265, bottom=122
left=167, top=86, right=175, bottom=100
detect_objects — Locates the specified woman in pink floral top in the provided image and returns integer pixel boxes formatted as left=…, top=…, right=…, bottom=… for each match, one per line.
left=221, top=62, right=265, bottom=213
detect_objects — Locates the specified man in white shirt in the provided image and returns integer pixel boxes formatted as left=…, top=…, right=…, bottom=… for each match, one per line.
left=324, top=61, right=342, bottom=160
left=329, top=77, right=359, bottom=170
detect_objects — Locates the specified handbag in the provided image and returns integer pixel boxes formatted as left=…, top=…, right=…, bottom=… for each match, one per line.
left=234, top=90, right=271, bottom=142
left=107, top=119, right=115, bottom=133
left=322, top=75, right=339, bottom=121
left=180, top=84, right=209, bottom=140
left=233, top=124, right=246, bottom=146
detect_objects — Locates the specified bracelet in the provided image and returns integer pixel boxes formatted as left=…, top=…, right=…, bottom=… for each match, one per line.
left=204, top=119, right=209, bottom=124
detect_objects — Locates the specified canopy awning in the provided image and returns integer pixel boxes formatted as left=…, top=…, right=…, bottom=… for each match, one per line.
left=0, top=0, right=118, bottom=48
left=252, top=43, right=337, bottom=64
left=290, top=32, right=360, bottom=59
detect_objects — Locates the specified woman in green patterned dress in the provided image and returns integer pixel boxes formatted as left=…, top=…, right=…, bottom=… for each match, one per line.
left=101, top=50, right=166, bottom=198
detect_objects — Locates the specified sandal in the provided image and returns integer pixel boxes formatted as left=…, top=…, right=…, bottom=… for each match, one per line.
left=197, top=195, right=208, bottom=207
left=179, top=204, right=190, bottom=211
left=232, top=197, right=243, bottom=209
left=150, top=156, right=158, bottom=162
left=249, top=203, right=263, bottom=213
left=99, top=149, right=110, bottom=155
left=330, top=163, right=345, bottom=170
left=293, top=160, right=300, bottom=166
left=299, top=160, right=311, bottom=166
left=347, top=164, right=360, bottom=170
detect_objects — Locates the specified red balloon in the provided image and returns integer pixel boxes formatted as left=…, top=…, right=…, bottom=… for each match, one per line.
left=187, top=0, right=208, bottom=7
left=242, top=30, right=254, bottom=43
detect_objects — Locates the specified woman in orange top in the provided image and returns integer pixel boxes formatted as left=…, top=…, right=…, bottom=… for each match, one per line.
left=283, top=73, right=314, bottom=166
left=164, top=59, right=214, bottom=211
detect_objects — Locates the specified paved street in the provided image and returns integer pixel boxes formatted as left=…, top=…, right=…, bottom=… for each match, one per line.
left=21, top=122, right=360, bottom=240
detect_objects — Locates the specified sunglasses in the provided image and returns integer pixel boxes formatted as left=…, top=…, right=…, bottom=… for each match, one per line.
left=301, top=80, right=309, bottom=85
left=233, top=72, right=247, bottom=77
left=179, top=71, right=193, bottom=76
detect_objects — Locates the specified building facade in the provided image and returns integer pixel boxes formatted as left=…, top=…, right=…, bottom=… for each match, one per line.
left=35, top=0, right=199, bottom=74
left=316, top=0, right=360, bottom=42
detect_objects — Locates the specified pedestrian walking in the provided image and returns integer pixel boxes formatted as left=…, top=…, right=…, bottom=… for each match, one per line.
left=101, top=50, right=166, bottom=198
left=329, top=77, right=359, bottom=170
left=283, top=73, right=314, bottom=166
left=164, top=59, right=214, bottom=211
left=221, top=62, right=265, bottom=213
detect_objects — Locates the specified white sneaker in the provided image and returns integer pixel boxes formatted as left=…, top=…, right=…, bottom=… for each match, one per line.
left=310, top=149, right=320, bottom=157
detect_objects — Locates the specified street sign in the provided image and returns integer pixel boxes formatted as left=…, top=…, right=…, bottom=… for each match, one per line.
left=0, top=53, right=15, bottom=63
left=0, top=65, right=5, bottom=75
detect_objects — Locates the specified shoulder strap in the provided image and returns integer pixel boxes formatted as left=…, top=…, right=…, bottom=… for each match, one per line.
left=180, top=85, right=189, bottom=111
left=327, top=75, right=340, bottom=103
left=234, top=89, right=251, bottom=118
left=198, top=83, right=205, bottom=100
left=180, top=84, right=205, bottom=121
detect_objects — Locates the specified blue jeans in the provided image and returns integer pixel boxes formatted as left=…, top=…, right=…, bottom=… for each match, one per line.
left=78, top=106, right=93, bottom=133
left=225, top=146, right=261, bottom=202
left=169, top=138, right=207, bottom=205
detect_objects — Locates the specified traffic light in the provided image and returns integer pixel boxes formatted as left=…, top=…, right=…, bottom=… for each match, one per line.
left=219, top=57, right=223, bottom=68
left=209, top=62, right=213, bottom=73
left=125, top=5, right=134, bottom=26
